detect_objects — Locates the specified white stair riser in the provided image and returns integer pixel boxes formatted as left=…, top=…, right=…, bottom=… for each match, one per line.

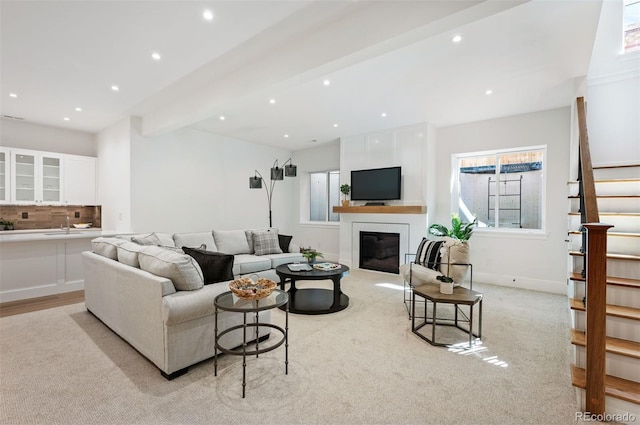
left=568, top=233, right=640, bottom=256
left=570, top=197, right=640, bottom=213
left=573, top=311, right=640, bottom=343
left=568, top=181, right=640, bottom=197
left=593, top=166, right=640, bottom=180
left=574, top=347, right=640, bottom=383
left=571, top=282, right=640, bottom=310
left=569, top=215, right=640, bottom=233
left=571, top=257, right=640, bottom=280
left=575, top=388, right=640, bottom=425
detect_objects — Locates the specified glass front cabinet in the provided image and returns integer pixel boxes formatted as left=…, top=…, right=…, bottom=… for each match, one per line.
left=10, top=149, right=64, bottom=204
left=0, top=147, right=9, bottom=204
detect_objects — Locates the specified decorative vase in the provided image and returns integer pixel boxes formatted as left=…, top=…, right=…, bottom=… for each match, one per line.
left=440, top=281, right=454, bottom=294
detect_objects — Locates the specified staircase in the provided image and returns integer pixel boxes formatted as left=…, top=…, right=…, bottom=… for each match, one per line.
left=568, top=163, right=640, bottom=421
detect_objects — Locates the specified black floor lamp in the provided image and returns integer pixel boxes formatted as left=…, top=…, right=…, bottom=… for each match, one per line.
left=249, top=158, right=297, bottom=227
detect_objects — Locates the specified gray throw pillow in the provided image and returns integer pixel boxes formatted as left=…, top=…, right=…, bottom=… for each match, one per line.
left=253, top=229, right=283, bottom=256
left=131, top=233, right=162, bottom=246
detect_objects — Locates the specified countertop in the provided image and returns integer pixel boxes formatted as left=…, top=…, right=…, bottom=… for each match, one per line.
left=0, top=228, right=118, bottom=242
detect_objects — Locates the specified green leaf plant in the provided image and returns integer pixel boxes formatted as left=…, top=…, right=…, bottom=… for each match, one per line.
left=428, top=213, right=477, bottom=242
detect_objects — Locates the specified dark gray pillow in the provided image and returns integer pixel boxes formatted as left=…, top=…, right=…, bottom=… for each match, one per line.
left=278, top=234, right=293, bottom=253
left=182, top=247, right=234, bottom=285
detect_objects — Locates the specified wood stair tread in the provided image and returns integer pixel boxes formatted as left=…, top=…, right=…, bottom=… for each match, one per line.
left=568, top=195, right=640, bottom=199
left=569, top=251, right=640, bottom=261
left=571, top=329, right=640, bottom=359
left=571, top=365, right=640, bottom=405
left=568, top=178, right=640, bottom=184
left=569, top=273, right=640, bottom=288
left=570, top=298, right=640, bottom=321
left=568, top=230, right=640, bottom=237
left=568, top=212, right=640, bottom=217
left=593, top=164, right=640, bottom=170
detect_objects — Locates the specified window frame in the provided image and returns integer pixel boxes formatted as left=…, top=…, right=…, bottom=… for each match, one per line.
left=624, top=0, right=640, bottom=54
left=306, top=169, right=341, bottom=224
left=451, top=145, right=547, bottom=234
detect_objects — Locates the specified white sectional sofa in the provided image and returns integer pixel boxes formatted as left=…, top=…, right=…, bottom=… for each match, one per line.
left=82, top=228, right=303, bottom=379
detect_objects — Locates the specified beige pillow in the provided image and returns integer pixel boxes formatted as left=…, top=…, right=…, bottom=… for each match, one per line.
left=116, top=241, right=144, bottom=268
left=138, top=246, right=204, bottom=291
left=439, top=237, right=470, bottom=283
left=92, top=237, right=126, bottom=260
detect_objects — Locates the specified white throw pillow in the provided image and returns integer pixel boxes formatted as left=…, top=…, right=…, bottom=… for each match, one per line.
left=439, top=237, right=470, bottom=283
left=213, top=230, right=252, bottom=255
left=92, top=237, right=126, bottom=260
left=138, top=246, right=204, bottom=291
left=116, top=241, right=144, bottom=268
left=173, top=232, right=216, bottom=251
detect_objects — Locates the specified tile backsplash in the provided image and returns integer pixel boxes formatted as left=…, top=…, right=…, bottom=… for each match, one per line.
left=0, top=205, right=101, bottom=230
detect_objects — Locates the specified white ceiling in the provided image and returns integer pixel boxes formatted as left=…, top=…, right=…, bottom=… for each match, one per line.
left=1, top=0, right=605, bottom=150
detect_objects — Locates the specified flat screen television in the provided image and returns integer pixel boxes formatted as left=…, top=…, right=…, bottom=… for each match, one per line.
left=350, top=166, right=401, bottom=201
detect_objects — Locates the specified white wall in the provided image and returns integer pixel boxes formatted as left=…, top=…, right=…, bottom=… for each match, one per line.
left=129, top=124, right=294, bottom=233
left=96, top=118, right=132, bottom=232
left=0, top=118, right=96, bottom=156
left=436, top=107, right=571, bottom=294
left=291, top=142, right=341, bottom=261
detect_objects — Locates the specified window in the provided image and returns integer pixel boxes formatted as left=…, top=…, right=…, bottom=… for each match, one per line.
left=454, top=146, right=546, bottom=231
left=309, top=170, right=340, bottom=222
left=624, top=0, right=640, bottom=53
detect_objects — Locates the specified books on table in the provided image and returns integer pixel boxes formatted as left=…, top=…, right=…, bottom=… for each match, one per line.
left=313, top=262, right=340, bottom=271
left=287, top=263, right=312, bottom=272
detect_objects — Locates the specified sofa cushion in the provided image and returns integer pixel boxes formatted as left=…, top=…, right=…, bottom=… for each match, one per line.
left=116, top=241, right=144, bottom=267
left=213, top=230, right=251, bottom=255
left=173, top=232, right=216, bottom=252
left=92, top=237, right=126, bottom=260
left=138, top=246, right=204, bottom=291
left=264, top=252, right=305, bottom=269
left=253, top=229, right=283, bottom=255
left=182, top=247, right=234, bottom=285
left=233, top=254, right=272, bottom=275
left=278, top=234, right=293, bottom=253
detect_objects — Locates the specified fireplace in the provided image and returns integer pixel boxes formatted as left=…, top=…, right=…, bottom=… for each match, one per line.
left=359, top=231, right=400, bottom=274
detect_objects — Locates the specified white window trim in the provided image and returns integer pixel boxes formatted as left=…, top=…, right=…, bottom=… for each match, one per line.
left=451, top=145, right=547, bottom=233
left=300, top=169, right=341, bottom=225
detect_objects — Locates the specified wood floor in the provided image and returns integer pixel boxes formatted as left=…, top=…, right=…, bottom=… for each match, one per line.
left=0, top=291, right=84, bottom=317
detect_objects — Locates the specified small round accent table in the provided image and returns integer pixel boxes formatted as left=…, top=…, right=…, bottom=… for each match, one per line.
left=275, top=263, right=350, bottom=315
left=213, top=289, right=288, bottom=398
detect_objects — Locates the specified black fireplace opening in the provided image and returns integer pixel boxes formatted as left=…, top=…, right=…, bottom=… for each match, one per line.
left=359, top=231, right=400, bottom=274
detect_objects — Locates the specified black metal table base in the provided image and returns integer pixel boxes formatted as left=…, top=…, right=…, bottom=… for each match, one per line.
left=282, top=288, right=349, bottom=315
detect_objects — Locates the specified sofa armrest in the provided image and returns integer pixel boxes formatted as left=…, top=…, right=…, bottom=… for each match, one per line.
left=162, top=282, right=231, bottom=326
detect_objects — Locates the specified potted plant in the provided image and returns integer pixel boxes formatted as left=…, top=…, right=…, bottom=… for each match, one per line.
left=340, top=184, right=351, bottom=206
left=428, top=213, right=476, bottom=293
left=300, top=247, right=324, bottom=264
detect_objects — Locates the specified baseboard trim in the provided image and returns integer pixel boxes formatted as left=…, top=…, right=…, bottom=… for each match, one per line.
left=473, top=272, right=566, bottom=295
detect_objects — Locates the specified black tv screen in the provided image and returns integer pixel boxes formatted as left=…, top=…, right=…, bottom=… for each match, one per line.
left=350, top=166, right=401, bottom=201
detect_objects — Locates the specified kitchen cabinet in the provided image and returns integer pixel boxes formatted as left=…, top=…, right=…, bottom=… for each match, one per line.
left=0, top=147, right=9, bottom=204
left=64, top=154, right=96, bottom=205
left=11, top=149, right=64, bottom=204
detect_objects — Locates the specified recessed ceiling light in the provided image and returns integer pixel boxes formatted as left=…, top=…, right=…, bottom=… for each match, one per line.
left=485, top=89, right=493, bottom=95
left=63, top=117, right=70, bottom=121
left=333, top=123, right=338, bottom=128
left=9, top=93, right=17, bottom=98
left=75, top=107, right=82, bottom=112
left=452, top=35, right=462, bottom=43
left=284, top=134, right=289, bottom=138
left=381, top=112, right=387, bottom=117
left=269, top=99, right=276, bottom=104
left=219, top=115, right=225, bottom=121
left=111, top=85, right=119, bottom=92
left=323, top=79, right=331, bottom=86
left=203, top=9, right=214, bottom=21
left=151, top=52, right=161, bottom=61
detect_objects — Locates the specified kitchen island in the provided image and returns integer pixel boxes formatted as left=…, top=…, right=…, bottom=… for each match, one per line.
left=0, top=229, right=117, bottom=302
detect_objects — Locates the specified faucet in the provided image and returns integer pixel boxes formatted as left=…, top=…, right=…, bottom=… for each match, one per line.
left=65, top=216, right=70, bottom=234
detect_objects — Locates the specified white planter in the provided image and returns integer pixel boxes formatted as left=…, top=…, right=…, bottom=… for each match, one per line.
left=440, top=281, right=454, bottom=294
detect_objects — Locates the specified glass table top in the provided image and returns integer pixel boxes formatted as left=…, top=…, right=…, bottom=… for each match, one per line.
left=215, top=289, right=288, bottom=312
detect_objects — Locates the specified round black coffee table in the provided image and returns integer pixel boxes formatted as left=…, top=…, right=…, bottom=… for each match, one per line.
left=275, top=263, right=350, bottom=315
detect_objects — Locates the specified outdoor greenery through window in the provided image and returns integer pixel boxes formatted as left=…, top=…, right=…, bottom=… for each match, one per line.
left=309, top=170, right=340, bottom=222
left=454, top=146, right=546, bottom=231
left=625, top=0, right=640, bottom=53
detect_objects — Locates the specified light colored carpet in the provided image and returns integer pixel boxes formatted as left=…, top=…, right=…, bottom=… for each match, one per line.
left=1, top=269, right=583, bottom=424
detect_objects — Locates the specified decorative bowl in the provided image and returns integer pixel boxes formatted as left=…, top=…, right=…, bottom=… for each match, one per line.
left=229, top=277, right=276, bottom=300
left=73, top=223, right=92, bottom=229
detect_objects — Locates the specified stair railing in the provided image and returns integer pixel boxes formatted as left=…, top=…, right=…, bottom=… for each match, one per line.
left=576, top=97, right=612, bottom=415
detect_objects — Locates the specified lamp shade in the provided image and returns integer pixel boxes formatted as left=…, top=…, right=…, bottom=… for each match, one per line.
left=249, top=176, right=263, bottom=188
left=284, top=164, right=297, bottom=177
left=270, top=167, right=284, bottom=180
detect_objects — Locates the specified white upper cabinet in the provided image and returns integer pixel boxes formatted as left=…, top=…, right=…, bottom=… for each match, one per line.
left=0, top=147, right=10, bottom=204
left=64, top=154, right=96, bottom=205
left=11, top=149, right=64, bottom=204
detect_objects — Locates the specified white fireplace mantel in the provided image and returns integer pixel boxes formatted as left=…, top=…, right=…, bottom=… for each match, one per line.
left=338, top=211, right=428, bottom=271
